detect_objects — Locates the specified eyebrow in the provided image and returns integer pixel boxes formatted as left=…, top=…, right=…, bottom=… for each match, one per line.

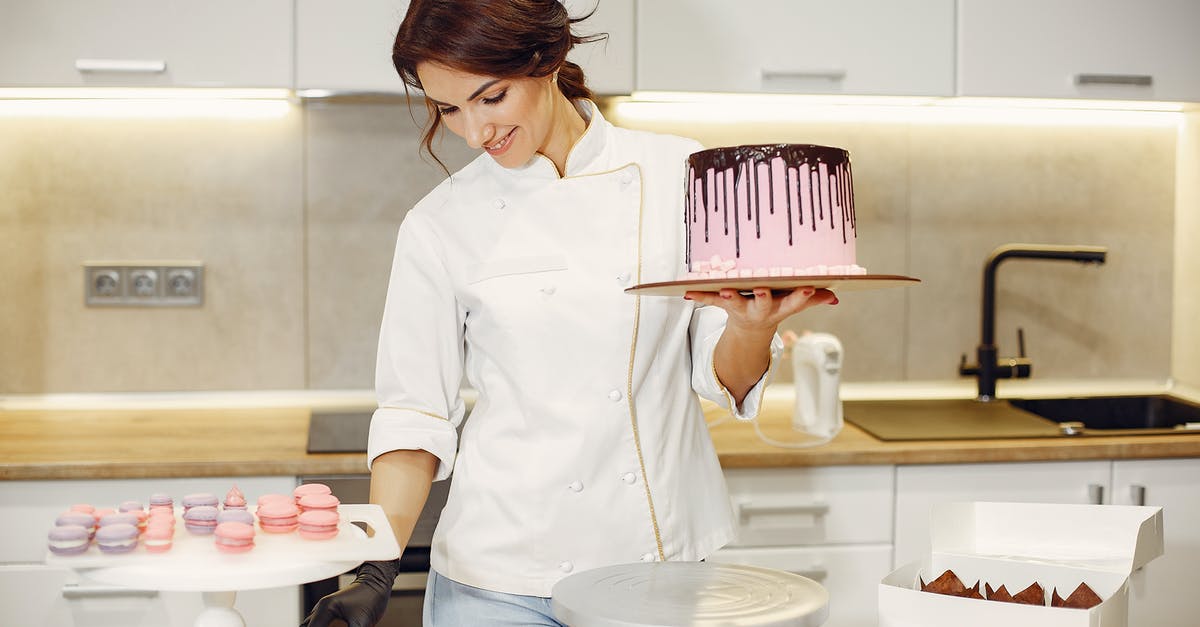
left=429, top=79, right=502, bottom=107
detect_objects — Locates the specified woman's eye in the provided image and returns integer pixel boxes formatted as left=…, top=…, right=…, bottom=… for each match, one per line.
left=482, top=91, right=507, bottom=105
left=437, top=106, right=458, bottom=116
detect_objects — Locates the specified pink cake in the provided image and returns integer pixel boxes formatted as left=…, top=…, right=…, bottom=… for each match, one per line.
left=685, top=144, right=866, bottom=279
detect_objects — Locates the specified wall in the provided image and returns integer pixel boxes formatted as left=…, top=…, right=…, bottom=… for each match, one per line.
left=1174, top=112, right=1200, bottom=388
left=0, top=99, right=1181, bottom=393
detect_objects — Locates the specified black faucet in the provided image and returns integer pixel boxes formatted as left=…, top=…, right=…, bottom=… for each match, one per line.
left=959, top=243, right=1107, bottom=402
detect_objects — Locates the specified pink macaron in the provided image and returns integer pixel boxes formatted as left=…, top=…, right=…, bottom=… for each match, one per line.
left=214, top=522, right=255, bottom=553
left=69, top=504, right=95, bottom=516
left=257, top=502, right=300, bottom=534
left=298, top=493, right=340, bottom=514
left=143, top=525, right=173, bottom=553
left=293, top=483, right=332, bottom=504
left=297, top=510, right=340, bottom=541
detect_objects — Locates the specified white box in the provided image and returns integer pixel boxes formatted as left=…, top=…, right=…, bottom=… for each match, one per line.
left=879, top=502, right=1163, bottom=627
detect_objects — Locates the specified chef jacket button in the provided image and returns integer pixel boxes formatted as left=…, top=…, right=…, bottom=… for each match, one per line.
left=608, top=390, right=622, bottom=402
left=640, top=553, right=656, bottom=562
left=616, top=272, right=631, bottom=285
left=559, top=561, right=574, bottom=573
left=493, top=198, right=506, bottom=210
left=567, top=480, right=583, bottom=492
left=622, top=472, right=637, bottom=484
left=541, top=286, right=556, bottom=295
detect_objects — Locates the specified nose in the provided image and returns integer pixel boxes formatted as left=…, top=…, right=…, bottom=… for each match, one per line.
left=462, top=110, right=494, bottom=150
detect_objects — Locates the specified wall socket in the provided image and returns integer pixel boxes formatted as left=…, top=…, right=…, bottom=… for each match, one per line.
left=84, top=262, right=204, bottom=307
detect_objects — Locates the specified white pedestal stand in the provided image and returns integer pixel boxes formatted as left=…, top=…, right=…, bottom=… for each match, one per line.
left=50, top=505, right=397, bottom=627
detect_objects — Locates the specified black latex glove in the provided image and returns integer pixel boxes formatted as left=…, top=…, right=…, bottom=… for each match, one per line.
left=301, top=559, right=400, bottom=627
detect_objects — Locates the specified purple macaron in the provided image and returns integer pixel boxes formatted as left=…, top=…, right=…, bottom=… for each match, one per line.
left=183, top=505, right=220, bottom=535
left=181, top=493, right=219, bottom=512
left=95, top=523, right=139, bottom=553
left=97, top=512, right=139, bottom=528
left=55, top=512, right=97, bottom=538
left=217, top=509, right=255, bottom=526
left=48, top=525, right=91, bottom=555
left=118, top=500, right=144, bottom=513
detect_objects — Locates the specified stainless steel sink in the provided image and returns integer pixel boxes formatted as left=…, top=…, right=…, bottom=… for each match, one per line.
left=1008, top=395, right=1200, bottom=432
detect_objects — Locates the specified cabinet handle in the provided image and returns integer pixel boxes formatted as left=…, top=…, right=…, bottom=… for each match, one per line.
left=1087, top=484, right=1104, bottom=505
left=735, top=500, right=829, bottom=525
left=761, top=69, right=846, bottom=81
left=62, top=583, right=158, bottom=599
left=75, top=58, right=167, bottom=74
left=787, top=567, right=828, bottom=582
left=1130, top=484, right=1147, bottom=506
left=1074, top=73, right=1153, bottom=87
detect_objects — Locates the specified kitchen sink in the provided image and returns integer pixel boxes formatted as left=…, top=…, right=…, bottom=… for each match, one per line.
left=1008, top=395, right=1200, bottom=431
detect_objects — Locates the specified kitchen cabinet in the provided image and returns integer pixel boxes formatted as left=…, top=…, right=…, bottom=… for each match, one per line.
left=1111, top=458, right=1200, bottom=627
left=957, top=0, right=1200, bottom=102
left=0, top=1, right=292, bottom=88
left=0, top=477, right=300, bottom=627
left=715, top=465, right=894, bottom=627
left=635, top=0, right=955, bottom=96
left=893, top=461, right=1112, bottom=567
left=296, top=0, right=634, bottom=94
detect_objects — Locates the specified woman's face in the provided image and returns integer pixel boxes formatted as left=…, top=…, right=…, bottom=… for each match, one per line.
left=417, top=62, right=556, bottom=169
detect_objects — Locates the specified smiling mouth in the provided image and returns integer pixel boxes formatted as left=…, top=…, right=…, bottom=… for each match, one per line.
left=485, top=128, right=515, bottom=154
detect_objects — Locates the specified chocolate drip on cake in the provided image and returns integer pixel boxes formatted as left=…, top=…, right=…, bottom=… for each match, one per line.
left=685, top=144, right=856, bottom=267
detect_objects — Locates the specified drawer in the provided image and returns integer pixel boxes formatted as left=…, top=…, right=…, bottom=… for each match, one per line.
left=723, top=465, right=894, bottom=546
left=709, top=544, right=893, bottom=627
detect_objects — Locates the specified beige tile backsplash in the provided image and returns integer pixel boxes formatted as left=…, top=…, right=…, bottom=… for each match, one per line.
left=0, top=99, right=1184, bottom=393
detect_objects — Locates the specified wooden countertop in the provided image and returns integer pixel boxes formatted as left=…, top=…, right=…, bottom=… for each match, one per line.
left=3, top=391, right=1199, bottom=480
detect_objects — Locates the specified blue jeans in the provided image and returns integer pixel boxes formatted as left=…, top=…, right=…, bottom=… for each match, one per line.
left=423, top=570, right=565, bottom=627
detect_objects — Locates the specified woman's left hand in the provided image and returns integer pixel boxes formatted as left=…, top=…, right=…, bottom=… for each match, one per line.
left=683, top=286, right=838, bottom=334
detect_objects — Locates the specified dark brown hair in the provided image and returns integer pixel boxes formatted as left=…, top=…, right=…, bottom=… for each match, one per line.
left=392, top=0, right=605, bottom=171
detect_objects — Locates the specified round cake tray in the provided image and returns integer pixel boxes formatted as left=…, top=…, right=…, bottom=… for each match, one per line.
left=625, top=274, right=920, bottom=297
left=551, top=562, right=829, bottom=627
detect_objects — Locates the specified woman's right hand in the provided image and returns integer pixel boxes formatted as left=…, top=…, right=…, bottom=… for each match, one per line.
left=300, top=559, right=400, bottom=627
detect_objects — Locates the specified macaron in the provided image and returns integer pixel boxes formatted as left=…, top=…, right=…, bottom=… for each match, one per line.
left=183, top=505, right=219, bottom=535
left=98, top=512, right=139, bottom=528
left=217, top=509, right=255, bottom=526
left=118, top=500, right=144, bottom=513
left=298, top=493, right=340, bottom=514
left=148, top=493, right=174, bottom=511
left=69, top=504, right=95, bottom=516
left=91, top=507, right=116, bottom=522
left=143, top=525, right=173, bottom=553
left=47, top=525, right=91, bottom=555
left=181, top=493, right=219, bottom=512
left=56, top=512, right=97, bottom=538
left=95, top=523, right=139, bottom=553
left=256, top=494, right=292, bottom=515
left=147, top=509, right=175, bottom=527
left=214, top=522, right=255, bottom=553
left=297, top=510, right=340, bottom=541
left=293, top=483, right=332, bottom=504
left=223, top=485, right=247, bottom=510
left=257, top=502, right=300, bottom=534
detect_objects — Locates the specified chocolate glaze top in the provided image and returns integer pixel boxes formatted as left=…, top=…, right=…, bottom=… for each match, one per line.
left=687, top=144, right=849, bottom=173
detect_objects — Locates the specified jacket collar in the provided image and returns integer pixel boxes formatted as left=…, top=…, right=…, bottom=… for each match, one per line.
left=492, top=99, right=608, bottom=181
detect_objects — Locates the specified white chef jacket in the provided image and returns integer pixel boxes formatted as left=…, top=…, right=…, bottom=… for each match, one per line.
left=368, top=101, right=783, bottom=597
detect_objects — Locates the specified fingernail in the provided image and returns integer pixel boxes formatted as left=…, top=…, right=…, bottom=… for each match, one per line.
left=802, top=288, right=815, bottom=297
left=721, top=293, right=733, bottom=299
left=829, top=296, right=839, bottom=305
left=683, top=295, right=693, bottom=301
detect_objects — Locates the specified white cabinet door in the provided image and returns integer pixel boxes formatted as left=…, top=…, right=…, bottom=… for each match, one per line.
left=0, top=477, right=301, bottom=627
left=0, top=1, right=292, bottom=87
left=1112, top=458, right=1200, bottom=627
left=296, top=0, right=633, bottom=94
left=724, top=465, right=894, bottom=546
left=893, top=461, right=1111, bottom=568
left=958, top=0, right=1200, bottom=102
left=636, top=0, right=954, bottom=96
left=710, top=545, right=892, bottom=627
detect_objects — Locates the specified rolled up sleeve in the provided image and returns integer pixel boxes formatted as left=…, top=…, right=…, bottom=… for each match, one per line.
left=369, top=210, right=467, bottom=482
left=689, top=304, right=783, bottom=421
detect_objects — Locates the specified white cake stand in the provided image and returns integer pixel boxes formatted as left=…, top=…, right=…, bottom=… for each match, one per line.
left=48, top=504, right=399, bottom=627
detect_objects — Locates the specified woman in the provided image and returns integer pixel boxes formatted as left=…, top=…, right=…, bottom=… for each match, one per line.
left=303, top=1, right=836, bottom=625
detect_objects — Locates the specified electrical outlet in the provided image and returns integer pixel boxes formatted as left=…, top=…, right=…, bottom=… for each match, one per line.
left=84, top=262, right=204, bottom=307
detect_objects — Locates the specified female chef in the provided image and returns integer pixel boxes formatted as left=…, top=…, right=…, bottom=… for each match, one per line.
left=302, top=1, right=836, bottom=625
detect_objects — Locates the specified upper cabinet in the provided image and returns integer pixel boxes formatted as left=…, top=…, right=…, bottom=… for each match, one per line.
left=295, top=0, right=634, bottom=95
left=957, top=0, right=1200, bottom=102
left=0, top=1, right=292, bottom=88
left=636, top=0, right=956, bottom=96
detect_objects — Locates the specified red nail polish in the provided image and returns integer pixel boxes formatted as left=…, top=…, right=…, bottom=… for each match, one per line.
left=829, top=297, right=839, bottom=305
left=683, top=295, right=693, bottom=301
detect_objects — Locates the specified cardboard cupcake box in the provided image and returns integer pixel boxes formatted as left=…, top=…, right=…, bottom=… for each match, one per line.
left=878, top=501, right=1164, bottom=627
